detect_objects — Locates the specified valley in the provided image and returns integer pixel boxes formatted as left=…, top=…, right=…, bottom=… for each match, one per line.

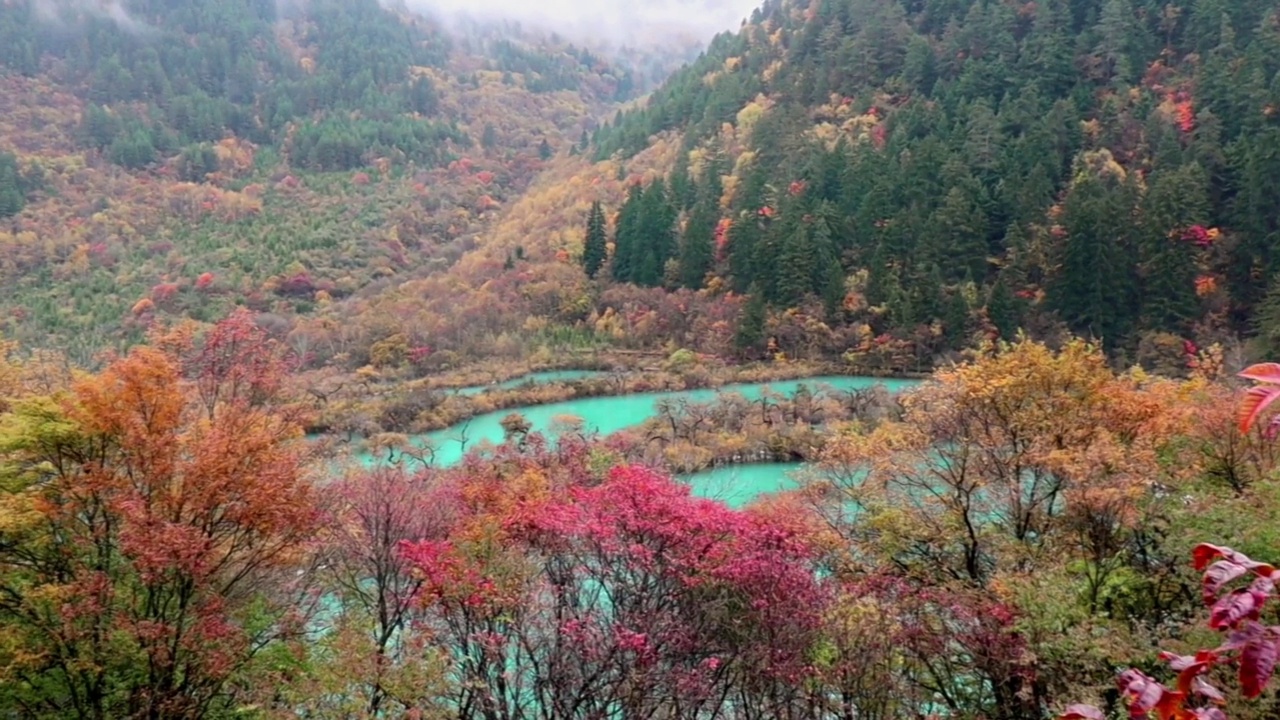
left=2, top=0, right=1280, bottom=717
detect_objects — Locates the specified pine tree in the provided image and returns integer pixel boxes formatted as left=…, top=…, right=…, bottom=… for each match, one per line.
left=538, top=138, right=553, bottom=160
left=987, top=277, right=1019, bottom=339
left=679, top=199, right=716, bottom=289
left=631, top=180, right=676, bottom=287
left=775, top=223, right=816, bottom=307
left=1052, top=161, right=1139, bottom=347
left=1252, top=273, right=1280, bottom=359
left=582, top=201, right=608, bottom=279
left=735, top=289, right=768, bottom=355
left=1140, top=164, right=1209, bottom=332
left=612, top=184, right=644, bottom=283
left=944, top=289, right=970, bottom=349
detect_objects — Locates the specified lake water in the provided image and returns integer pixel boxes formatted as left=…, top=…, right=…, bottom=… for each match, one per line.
left=682, top=462, right=808, bottom=508
left=388, top=375, right=918, bottom=469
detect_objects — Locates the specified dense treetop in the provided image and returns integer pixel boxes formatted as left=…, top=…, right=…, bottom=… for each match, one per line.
left=586, top=0, right=1280, bottom=362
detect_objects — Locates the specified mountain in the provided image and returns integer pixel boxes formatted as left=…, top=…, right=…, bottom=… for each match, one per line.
left=0, top=0, right=649, bottom=363
left=578, top=0, right=1280, bottom=367
left=3, top=0, right=1280, bottom=381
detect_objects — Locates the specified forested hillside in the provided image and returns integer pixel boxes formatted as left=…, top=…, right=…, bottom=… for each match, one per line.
left=582, top=0, right=1280, bottom=367
left=0, top=0, right=645, bottom=362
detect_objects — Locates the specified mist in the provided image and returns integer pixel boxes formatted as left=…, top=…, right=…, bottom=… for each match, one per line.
left=32, top=0, right=153, bottom=34
left=399, top=0, right=762, bottom=48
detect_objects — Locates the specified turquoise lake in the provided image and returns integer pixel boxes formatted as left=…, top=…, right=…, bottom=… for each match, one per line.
left=682, top=462, right=808, bottom=508
left=389, top=375, right=918, bottom=470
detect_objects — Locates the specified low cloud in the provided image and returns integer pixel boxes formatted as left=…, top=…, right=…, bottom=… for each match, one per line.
left=403, top=0, right=760, bottom=47
left=33, top=0, right=153, bottom=34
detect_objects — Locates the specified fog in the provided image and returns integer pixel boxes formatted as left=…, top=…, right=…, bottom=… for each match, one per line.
left=399, top=0, right=761, bottom=47
left=32, top=0, right=763, bottom=49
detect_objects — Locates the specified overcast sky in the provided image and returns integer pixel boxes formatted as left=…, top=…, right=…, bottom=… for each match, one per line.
left=403, top=0, right=762, bottom=46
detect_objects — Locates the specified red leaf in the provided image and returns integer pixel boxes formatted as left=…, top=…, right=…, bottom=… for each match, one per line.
left=1060, top=705, right=1105, bottom=720
left=1191, top=676, right=1225, bottom=704
left=1238, top=384, right=1280, bottom=434
left=1203, top=560, right=1250, bottom=602
left=1159, top=651, right=1199, bottom=671
left=1240, top=627, right=1279, bottom=698
left=1193, top=544, right=1273, bottom=576
left=1238, top=363, right=1280, bottom=383
left=1194, top=544, right=1233, bottom=571
left=1210, top=588, right=1263, bottom=629
left=1118, top=669, right=1182, bottom=719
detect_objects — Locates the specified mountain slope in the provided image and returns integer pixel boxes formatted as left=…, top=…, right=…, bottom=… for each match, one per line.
left=0, top=0, right=639, bottom=362
left=578, top=0, right=1280, bottom=367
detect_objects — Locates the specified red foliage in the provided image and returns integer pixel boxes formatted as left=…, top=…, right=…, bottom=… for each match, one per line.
left=398, top=452, right=828, bottom=715
left=151, top=281, right=180, bottom=305
left=788, top=180, right=807, bottom=196
left=714, top=217, right=732, bottom=261
left=871, top=123, right=888, bottom=149
left=758, top=205, right=775, bottom=218
left=1182, top=225, right=1213, bottom=247
left=277, top=271, right=316, bottom=297
left=1238, top=364, right=1280, bottom=436
left=195, top=272, right=215, bottom=290
left=352, top=171, right=371, bottom=186
left=1064, top=544, right=1280, bottom=720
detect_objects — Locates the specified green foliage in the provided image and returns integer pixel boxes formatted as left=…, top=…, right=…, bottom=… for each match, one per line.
left=590, top=0, right=1280, bottom=355
left=582, top=201, right=607, bottom=279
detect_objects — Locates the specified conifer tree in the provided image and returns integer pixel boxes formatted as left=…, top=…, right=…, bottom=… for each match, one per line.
left=1052, top=161, right=1139, bottom=347
left=582, top=201, right=607, bottom=279
left=612, top=184, right=644, bottom=283
left=735, top=289, right=767, bottom=355
left=1140, top=164, right=1209, bottom=332
left=987, top=277, right=1019, bottom=339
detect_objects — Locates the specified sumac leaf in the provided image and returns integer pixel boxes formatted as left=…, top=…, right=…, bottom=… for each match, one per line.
left=1194, top=544, right=1235, bottom=571
left=1240, top=628, right=1279, bottom=698
left=1238, top=363, right=1280, bottom=383
left=1159, top=651, right=1199, bottom=671
left=1193, top=544, right=1272, bottom=575
left=1210, top=588, right=1263, bottom=629
left=1203, top=560, right=1250, bottom=603
left=1238, top=383, right=1280, bottom=434
left=1118, top=669, right=1181, bottom=719
left=1191, top=676, right=1225, bottom=704
left=1060, top=705, right=1105, bottom=720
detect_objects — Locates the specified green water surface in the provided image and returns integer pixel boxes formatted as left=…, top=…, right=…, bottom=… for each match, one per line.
left=394, top=376, right=918, bottom=469
left=682, top=463, right=807, bottom=508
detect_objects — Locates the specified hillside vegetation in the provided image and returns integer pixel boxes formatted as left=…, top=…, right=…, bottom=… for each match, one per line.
left=578, top=0, right=1280, bottom=367
left=0, top=0, right=642, bottom=362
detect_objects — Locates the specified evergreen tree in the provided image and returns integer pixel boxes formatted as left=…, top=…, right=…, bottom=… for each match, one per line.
left=538, top=138, right=553, bottom=160
left=987, top=277, right=1019, bottom=339
left=631, top=180, right=676, bottom=287
left=0, top=152, right=25, bottom=219
left=735, top=289, right=768, bottom=355
left=1140, top=164, right=1209, bottom=332
left=776, top=222, right=816, bottom=307
left=612, top=184, right=644, bottom=283
left=679, top=198, right=716, bottom=289
left=582, top=201, right=608, bottom=279
left=1052, top=161, right=1139, bottom=347
left=944, top=289, right=971, bottom=349
left=1252, top=273, right=1280, bottom=359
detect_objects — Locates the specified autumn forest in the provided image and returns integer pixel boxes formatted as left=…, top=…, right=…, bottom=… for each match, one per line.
left=4, top=0, right=1280, bottom=717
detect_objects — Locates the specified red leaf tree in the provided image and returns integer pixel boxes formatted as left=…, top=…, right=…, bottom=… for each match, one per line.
left=399, top=457, right=827, bottom=719
left=0, top=311, right=319, bottom=717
